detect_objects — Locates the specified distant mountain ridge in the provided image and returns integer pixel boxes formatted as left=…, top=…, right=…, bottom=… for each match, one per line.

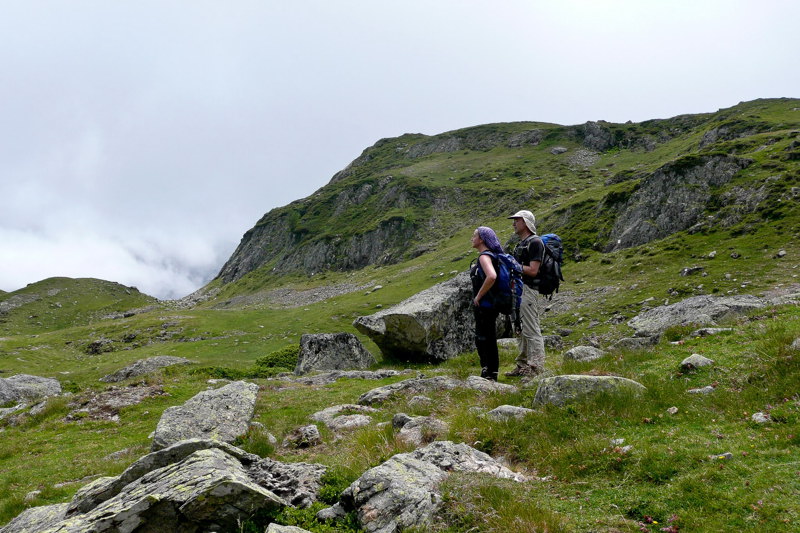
left=215, top=98, right=800, bottom=286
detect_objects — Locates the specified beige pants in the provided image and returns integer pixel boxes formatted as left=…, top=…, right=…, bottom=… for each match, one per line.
left=517, top=284, right=545, bottom=370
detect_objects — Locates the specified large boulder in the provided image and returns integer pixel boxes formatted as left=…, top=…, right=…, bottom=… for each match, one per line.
left=0, top=374, right=61, bottom=405
left=99, top=356, right=193, bottom=383
left=319, top=441, right=527, bottom=533
left=627, top=294, right=765, bottom=338
left=294, top=333, right=376, bottom=375
left=151, top=380, right=259, bottom=451
left=3, top=439, right=327, bottom=533
left=533, top=375, right=646, bottom=406
left=353, top=272, right=473, bottom=362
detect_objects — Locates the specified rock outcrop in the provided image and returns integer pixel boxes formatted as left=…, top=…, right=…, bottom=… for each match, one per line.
left=0, top=374, right=61, bottom=405
left=353, top=273, right=473, bottom=362
left=294, top=333, right=376, bottom=375
left=318, top=441, right=527, bottom=533
left=358, top=375, right=515, bottom=406
left=151, top=380, right=259, bottom=451
left=627, top=294, right=765, bottom=338
left=533, top=375, right=646, bottom=406
left=99, top=356, right=193, bottom=383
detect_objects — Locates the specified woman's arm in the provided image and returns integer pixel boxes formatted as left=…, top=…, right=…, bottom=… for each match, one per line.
left=474, top=254, right=497, bottom=306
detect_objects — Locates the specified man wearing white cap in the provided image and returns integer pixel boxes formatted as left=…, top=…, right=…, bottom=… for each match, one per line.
left=506, top=210, right=546, bottom=376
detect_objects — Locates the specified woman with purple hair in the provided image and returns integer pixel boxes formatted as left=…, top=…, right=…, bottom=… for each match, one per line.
left=469, top=226, right=504, bottom=381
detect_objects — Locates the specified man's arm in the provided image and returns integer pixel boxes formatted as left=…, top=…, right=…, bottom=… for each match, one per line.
left=524, top=261, right=541, bottom=278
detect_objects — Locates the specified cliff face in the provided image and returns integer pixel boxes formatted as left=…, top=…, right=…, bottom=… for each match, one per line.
left=215, top=99, right=800, bottom=286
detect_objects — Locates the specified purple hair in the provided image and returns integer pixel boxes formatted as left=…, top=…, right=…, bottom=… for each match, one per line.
left=477, top=226, right=504, bottom=254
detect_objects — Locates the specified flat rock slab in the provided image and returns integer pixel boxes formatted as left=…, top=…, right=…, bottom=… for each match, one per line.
left=533, top=375, right=646, bottom=407
left=99, top=356, right=193, bottom=383
left=627, top=294, right=765, bottom=338
left=151, top=380, right=259, bottom=451
left=358, top=376, right=517, bottom=405
left=310, top=404, right=379, bottom=431
left=353, top=272, right=474, bottom=362
left=294, top=333, right=376, bottom=375
left=0, top=374, right=61, bottom=405
left=681, top=354, right=715, bottom=371
left=486, top=405, right=536, bottom=421
left=285, top=369, right=410, bottom=386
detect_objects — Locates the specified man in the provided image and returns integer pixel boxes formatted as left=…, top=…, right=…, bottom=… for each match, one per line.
left=506, top=210, right=546, bottom=376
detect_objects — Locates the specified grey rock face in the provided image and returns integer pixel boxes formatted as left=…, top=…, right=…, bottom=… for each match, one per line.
left=282, top=425, right=322, bottom=449
left=353, top=273, right=473, bottom=362
left=627, top=294, right=765, bottom=338
left=99, top=356, right=193, bottom=383
left=151, top=381, right=259, bottom=451
left=246, top=457, right=327, bottom=509
left=0, top=374, right=61, bottom=405
left=533, top=375, right=646, bottom=407
left=563, top=346, right=606, bottom=362
left=294, top=333, right=376, bottom=375
left=463, top=376, right=518, bottom=393
left=608, top=155, right=751, bottom=250
left=394, top=415, right=449, bottom=447
left=326, top=441, right=526, bottom=533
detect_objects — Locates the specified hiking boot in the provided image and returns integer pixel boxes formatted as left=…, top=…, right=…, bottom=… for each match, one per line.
left=504, top=365, right=530, bottom=377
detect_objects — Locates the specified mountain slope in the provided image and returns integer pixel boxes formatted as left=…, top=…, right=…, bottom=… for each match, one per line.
left=215, top=98, right=800, bottom=289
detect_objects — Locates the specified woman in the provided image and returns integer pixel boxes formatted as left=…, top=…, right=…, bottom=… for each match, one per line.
left=469, top=226, right=504, bottom=381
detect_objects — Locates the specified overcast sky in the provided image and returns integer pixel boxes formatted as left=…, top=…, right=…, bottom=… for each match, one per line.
left=2, top=1, right=797, bottom=299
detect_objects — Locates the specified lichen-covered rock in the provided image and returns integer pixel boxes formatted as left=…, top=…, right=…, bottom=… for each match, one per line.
left=151, top=380, right=259, bottom=451
left=627, top=294, right=765, bottom=338
left=35, top=448, right=285, bottom=533
left=246, top=457, right=327, bottom=509
left=0, top=503, right=69, bottom=533
left=353, top=273, right=473, bottom=362
left=99, top=356, right=193, bottom=383
left=463, top=376, right=517, bottom=393
left=267, top=525, right=312, bottom=533
left=324, top=441, right=527, bottom=533
left=533, top=375, right=646, bottom=407
left=394, top=415, right=449, bottom=447
left=0, top=374, right=61, bottom=405
left=284, top=369, right=408, bottom=386
left=282, top=425, right=322, bottom=449
left=358, top=376, right=462, bottom=405
left=563, top=346, right=606, bottom=362
left=294, top=333, right=376, bottom=375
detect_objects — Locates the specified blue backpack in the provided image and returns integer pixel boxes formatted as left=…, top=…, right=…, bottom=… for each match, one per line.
left=471, top=251, right=524, bottom=317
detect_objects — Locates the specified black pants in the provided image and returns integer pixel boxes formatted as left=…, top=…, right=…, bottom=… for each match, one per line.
left=474, top=307, right=499, bottom=379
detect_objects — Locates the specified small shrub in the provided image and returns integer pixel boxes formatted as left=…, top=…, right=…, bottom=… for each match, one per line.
left=254, top=345, right=300, bottom=373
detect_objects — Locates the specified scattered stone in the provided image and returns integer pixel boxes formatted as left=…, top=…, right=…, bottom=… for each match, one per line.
left=319, top=441, right=526, bottom=533
left=688, top=385, right=715, bottom=394
left=544, top=335, right=564, bottom=349
left=0, top=374, right=61, bottom=405
left=283, top=425, right=322, bottom=449
left=612, top=336, right=659, bottom=350
left=310, top=404, right=379, bottom=431
left=485, top=405, right=535, bottom=421
left=151, top=380, right=259, bottom=451
left=66, top=384, right=167, bottom=422
left=267, top=525, right=312, bottom=533
left=24, top=490, right=41, bottom=503
left=99, top=356, right=193, bottom=383
left=294, top=333, right=376, bottom=375
left=533, top=375, right=646, bottom=407
left=563, top=346, right=606, bottom=363
left=681, top=354, right=715, bottom=371
left=774, top=250, right=787, bottom=259
left=551, top=146, right=568, bottom=155
left=357, top=376, right=462, bottom=405
left=691, top=327, right=733, bottom=337
left=627, top=294, right=765, bottom=338
left=680, top=266, right=705, bottom=276
left=497, top=338, right=517, bottom=349
left=751, top=412, right=770, bottom=424
left=667, top=406, right=679, bottom=415
left=790, top=338, right=800, bottom=351
left=284, top=369, right=410, bottom=386
left=463, top=375, right=517, bottom=393
left=353, top=272, right=474, bottom=362
left=395, top=415, right=449, bottom=446
left=711, top=452, right=733, bottom=460
left=708, top=251, right=717, bottom=259
left=409, top=395, right=432, bottom=406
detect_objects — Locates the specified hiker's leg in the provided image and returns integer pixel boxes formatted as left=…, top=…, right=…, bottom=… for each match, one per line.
left=474, top=308, right=499, bottom=378
left=519, top=286, right=545, bottom=372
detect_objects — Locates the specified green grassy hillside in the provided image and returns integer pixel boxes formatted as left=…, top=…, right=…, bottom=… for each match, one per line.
left=1, top=99, right=799, bottom=531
